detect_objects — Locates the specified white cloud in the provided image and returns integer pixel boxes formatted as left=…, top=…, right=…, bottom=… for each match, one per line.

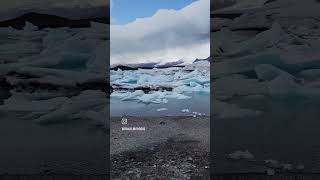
left=110, top=0, right=210, bottom=65
left=110, top=16, right=116, bottom=24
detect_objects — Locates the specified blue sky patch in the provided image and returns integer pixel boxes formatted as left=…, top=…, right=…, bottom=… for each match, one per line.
left=111, top=0, right=196, bottom=24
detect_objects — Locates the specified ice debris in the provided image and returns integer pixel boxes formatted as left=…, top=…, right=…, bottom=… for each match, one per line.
left=0, top=22, right=109, bottom=126
left=111, top=62, right=209, bottom=104
left=228, top=150, right=255, bottom=160
left=156, top=108, right=168, bottom=112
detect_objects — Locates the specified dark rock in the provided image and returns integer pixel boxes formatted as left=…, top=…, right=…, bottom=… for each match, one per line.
left=211, top=13, right=243, bottom=19
left=111, top=65, right=138, bottom=71
left=193, top=57, right=210, bottom=63
left=112, top=85, right=173, bottom=93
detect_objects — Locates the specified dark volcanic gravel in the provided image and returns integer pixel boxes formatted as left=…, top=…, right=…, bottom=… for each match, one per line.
left=111, top=134, right=210, bottom=179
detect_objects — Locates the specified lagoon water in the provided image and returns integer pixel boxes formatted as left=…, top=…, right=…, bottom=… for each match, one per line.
left=110, top=93, right=210, bottom=117
left=213, top=97, right=320, bottom=173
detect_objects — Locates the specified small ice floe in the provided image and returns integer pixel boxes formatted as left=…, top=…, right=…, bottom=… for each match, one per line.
left=266, top=168, right=275, bottom=176
left=190, top=112, right=201, bottom=118
left=112, top=90, right=191, bottom=104
left=193, top=112, right=202, bottom=116
left=281, top=163, right=293, bottom=171
left=156, top=108, right=168, bottom=112
left=228, top=150, right=254, bottom=160
left=162, top=99, right=169, bottom=103
left=181, top=109, right=190, bottom=113
left=264, top=159, right=280, bottom=168
left=214, top=99, right=262, bottom=119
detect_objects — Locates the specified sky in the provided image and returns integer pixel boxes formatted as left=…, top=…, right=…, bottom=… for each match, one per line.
left=111, top=0, right=210, bottom=65
left=111, top=0, right=196, bottom=24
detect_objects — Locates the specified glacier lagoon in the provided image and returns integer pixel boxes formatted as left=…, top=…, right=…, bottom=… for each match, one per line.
left=110, top=62, right=210, bottom=117
left=111, top=92, right=209, bottom=117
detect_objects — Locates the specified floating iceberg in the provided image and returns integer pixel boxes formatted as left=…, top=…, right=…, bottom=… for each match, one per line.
left=156, top=108, right=168, bottom=112
left=228, top=150, right=255, bottom=160
left=0, top=22, right=108, bottom=126
left=213, top=99, right=262, bottom=119
left=110, top=61, right=210, bottom=104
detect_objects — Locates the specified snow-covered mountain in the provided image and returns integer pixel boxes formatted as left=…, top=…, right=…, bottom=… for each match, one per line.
left=111, top=57, right=210, bottom=69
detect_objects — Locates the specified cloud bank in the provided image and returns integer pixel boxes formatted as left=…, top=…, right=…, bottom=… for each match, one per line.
left=110, top=0, right=210, bottom=65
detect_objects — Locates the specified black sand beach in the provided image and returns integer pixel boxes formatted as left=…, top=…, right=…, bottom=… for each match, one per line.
left=110, top=116, right=210, bottom=179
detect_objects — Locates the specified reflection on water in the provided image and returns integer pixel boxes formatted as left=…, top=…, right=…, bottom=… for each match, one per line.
left=213, top=97, right=320, bottom=173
